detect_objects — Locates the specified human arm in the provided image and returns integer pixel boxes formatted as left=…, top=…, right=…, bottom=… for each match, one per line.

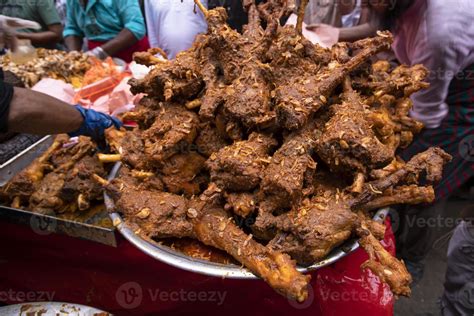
left=99, top=28, right=139, bottom=57
left=16, top=24, right=63, bottom=47
left=3, top=86, right=121, bottom=139
left=17, top=0, right=63, bottom=46
left=7, top=87, right=82, bottom=134
left=307, top=1, right=382, bottom=43
left=404, top=31, right=463, bottom=129
left=64, top=35, right=83, bottom=51
left=337, top=22, right=378, bottom=41
left=96, top=0, right=146, bottom=57
left=63, top=0, right=84, bottom=51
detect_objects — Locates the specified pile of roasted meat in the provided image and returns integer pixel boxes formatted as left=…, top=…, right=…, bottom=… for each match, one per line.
left=0, top=49, right=91, bottom=88
left=0, top=136, right=108, bottom=220
left=101, top=0, right=451, bottom=302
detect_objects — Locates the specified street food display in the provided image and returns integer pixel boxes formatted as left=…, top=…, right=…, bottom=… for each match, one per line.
left=0, top=0, right=455, bottom=307
left=92, top=0, right=452, bottom=302
left=0, top=49, right=91, bottom=88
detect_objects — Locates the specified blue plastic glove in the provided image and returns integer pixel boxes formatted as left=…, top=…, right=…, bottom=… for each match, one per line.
left=68, top=105, right=122, bottom=142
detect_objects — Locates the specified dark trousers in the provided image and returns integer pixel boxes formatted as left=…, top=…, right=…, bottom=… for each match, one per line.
left=395, top=199, right=448, bottom=263
left=441, top=221, right=474, bottom=316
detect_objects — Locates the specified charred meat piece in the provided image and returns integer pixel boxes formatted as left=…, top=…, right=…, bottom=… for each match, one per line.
left=315, top=78, right=394, bottom=175
left=354, top=63, right=429, bottom=99
left=0, top=135, right=65, bottom=204
left=50, top=136, right=96, bottom=171
left=28, top=172, right=66, bottom=215
left=220, top=18, right=279, bottom=129
left=106, top=177, right=194, bottom=239
left=142, top=104, right=200, bottom=165
left=352, top=147, right=452, bottom=208
left=61, top=155, right=106, bottom=211
left=224, top=192, right=257, bottom=217
left=207, top=133, right=277, bottom=191
left=161, top=152, right=207, bottom=196
left=130, top=45, right=204, bottom=102
left=195, top=123, right=229, bottom=157
left=260, top=122, right=320, bottom=211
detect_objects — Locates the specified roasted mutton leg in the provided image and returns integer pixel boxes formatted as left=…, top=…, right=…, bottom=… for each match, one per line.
left=1, top=135, right=65, bottom=203
left=352, top=147, right=452, bottom=208
left=192, top=205, right=310, bottom=302
left=133, top=47, right=168, bottom=66
left=357, top=228, right=412, bottom=297
left=268, top=196, right=360, bottom=266
left=28, top=172, right=66, bottom=215
left=129, top=42, right=204, bottom=102
left=60, top=155, right=107, bottom=212
left=276, top=32, right=394, bottom=130
left=359, top=185, right=435, bottom=212
left=355, top=63, right=430, bottom=99
left=260, top=121, right=320, bottom=210
left=220, top=16, right=280, bottom=129
left=315, top=77, right=394, bottom=175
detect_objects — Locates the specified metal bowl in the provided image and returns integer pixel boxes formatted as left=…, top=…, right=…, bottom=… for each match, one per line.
left=0, top=302, right=108, bottom=315
left=105, top=162, right=389, bottom=279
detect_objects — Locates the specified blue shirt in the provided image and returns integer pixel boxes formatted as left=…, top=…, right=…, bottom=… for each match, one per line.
left=63, top=0, right=146, bottom=42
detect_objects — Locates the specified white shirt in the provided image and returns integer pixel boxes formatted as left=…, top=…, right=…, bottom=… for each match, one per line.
left=393, top=0, right=474, bottom=129
left=145, top=0, right=208, bottom=59
left=341, top=0, right=361, bottom=28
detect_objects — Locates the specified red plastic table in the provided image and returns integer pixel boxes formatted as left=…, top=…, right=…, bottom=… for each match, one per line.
left=0, top=219, right=395, bottom=316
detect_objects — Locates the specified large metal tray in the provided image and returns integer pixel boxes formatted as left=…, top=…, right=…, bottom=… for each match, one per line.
left=0, top=135, right=52, bottom=186
left=106, top=162, right=389, bottom=279
left=0, top=136, right=117, bottom=246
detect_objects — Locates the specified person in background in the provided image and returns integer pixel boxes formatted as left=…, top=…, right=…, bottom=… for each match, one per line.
left=0, top=0, right=62, bottom=49
left=299, top=0, right=363, bottom=27
left=0, top=16, right=121, bottom=142
left=64, top=0, right=148, bottom=63
left=305, top=0, right=384, bottom=44
left=55, top=0, right=68, bottom=27
left=367, top=0, right=474, bottom=287
left=441, top=204, right=474, bottom=315
left=145, top=0, right=208, bottom=59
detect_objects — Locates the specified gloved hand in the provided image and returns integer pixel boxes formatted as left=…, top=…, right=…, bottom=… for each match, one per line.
left=86, top=46, right=109, bottom=60
left=68, top=105, right=122, bottom=142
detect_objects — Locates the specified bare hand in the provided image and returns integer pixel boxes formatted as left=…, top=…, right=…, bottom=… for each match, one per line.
left=306, top=24, right=340, bottom=47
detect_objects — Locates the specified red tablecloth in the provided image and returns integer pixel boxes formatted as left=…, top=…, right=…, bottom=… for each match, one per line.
left=0, top=219, right=395, bottom=316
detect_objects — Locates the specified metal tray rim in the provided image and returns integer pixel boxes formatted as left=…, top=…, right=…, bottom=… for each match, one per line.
left=0, top=135, right=51, bottom=168
left=105, top=162, right=389, bottom=279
